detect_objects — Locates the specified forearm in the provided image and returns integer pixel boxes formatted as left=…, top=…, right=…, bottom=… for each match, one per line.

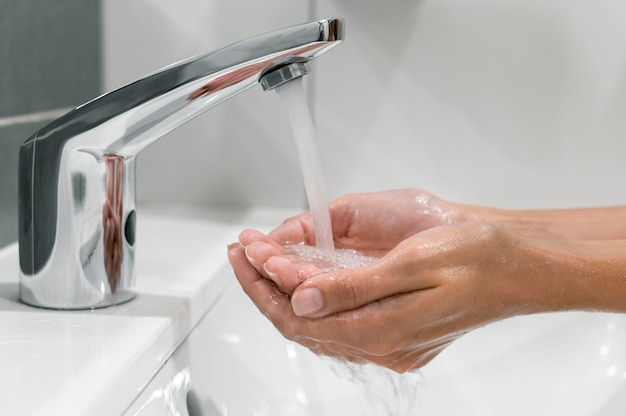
left=462, top=204, right=626, bottom=240
left=513, top=237, right=626, bottom=314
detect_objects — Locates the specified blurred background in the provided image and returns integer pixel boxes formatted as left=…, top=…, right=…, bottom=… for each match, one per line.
left=2, top=0, right=626, bottom=248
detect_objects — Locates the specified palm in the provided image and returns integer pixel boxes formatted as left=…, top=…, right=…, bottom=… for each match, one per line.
left=270, top=189, right=455, bottom=253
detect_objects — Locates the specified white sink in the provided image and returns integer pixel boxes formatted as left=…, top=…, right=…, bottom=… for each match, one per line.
left=2, top=208, right=625, bottom=415
left=126, top=280, right=366, bottom=416
left=420, top=312, right=626, bottom=415
left=127, top=282, right=626, bottom=416
left=0, top=207, right=295, bottom=415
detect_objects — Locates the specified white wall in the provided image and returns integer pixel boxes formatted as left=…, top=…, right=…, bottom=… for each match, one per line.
left=312, top=0, right=626, bottom=209
left=104, top=0, right=626, bottom=211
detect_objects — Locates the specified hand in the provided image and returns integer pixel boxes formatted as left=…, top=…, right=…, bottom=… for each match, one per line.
left=228, top=189, right=626, bottom=372
left=269, top=188, right=461, bottom=251
left=228, top=221, right=539, bottom=372
left=228, top=188, right=540, bottom=372
left=237, top=189, right=464, bottom=295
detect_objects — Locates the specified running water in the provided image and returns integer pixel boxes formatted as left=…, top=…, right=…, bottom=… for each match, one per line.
left=326, top=360, right=425, bottom=416
left=275, top=78, right=334, bottom=251
left=282, top=243, right=425, bottom=416
left=275, top=78, right=423, bottom=415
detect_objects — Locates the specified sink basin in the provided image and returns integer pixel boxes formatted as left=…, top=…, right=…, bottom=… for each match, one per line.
left=0, top=207, right=297, bottom=415
left=127, top=261, right=626, bottom=414
left=420, top=312, right=626, bottom=415
left=1, top=208, right=625, bottom=415
left=136, top=285, right=626, bottom=416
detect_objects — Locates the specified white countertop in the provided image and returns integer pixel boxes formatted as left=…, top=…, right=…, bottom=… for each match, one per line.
left=0, top=206, right=291, bottom=416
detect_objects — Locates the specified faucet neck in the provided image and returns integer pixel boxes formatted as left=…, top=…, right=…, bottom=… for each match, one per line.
left=18, top=18, right=344, bottom=309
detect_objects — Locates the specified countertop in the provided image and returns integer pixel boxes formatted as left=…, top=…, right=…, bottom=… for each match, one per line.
left=0, top=206, right=292, bottom=416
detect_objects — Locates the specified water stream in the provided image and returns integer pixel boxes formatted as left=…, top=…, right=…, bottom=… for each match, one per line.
left=275, top=77, right=424, bottom=415
left=275, top=78, right=334, bottom=251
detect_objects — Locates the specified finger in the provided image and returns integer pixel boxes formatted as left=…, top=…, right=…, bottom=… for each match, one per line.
left=302, top=292, right=456, bottom=371
left=243, top=241, right=279, bottom=276
left=230, top=243, right=441, bottom=366
left=228, top=243, right=355, bottom=358
left=279, top=299, right=431, bottom=370
left=268, top=214, right=315, bottom=245
left=227, top=243, right=292, bottom=319
left=229, top=244, right=458, bottom=373
left=239, top=228, right=280, bottom=249
left=376, top=342, right=450, bottom=373
left=263, top=255, right=322, bottom=295
left=374, top=335, right=453, bottom=372
left=228, top=255, right=443, bottom=372
left=238, top=229, right=286, bottom=278
left=268, top=197, right=357, bottom=245
left=242, top=239, right=323, bottom=290
left=291, top=324, right=450, bottom=373
left=290, top=246, right=432, bottom=318
left=299, top=339, right=373, bottom=367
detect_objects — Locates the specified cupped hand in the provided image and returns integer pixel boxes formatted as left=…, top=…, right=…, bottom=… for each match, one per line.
left=238, top=189, right=464, bottom=295
left=270, top=188, right=460, bottom=250
left=229, top=219, right=540, bottom=373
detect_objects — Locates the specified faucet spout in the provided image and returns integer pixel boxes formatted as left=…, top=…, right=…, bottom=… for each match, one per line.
left=18, top=18, right=344, bottom=309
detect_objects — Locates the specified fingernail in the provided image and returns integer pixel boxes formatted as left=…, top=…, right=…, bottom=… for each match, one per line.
left=244, top=245, right=260, bottom=269
left=263, top=264, right=283, bottom=287
left=292, top=288, right=323, bottom=317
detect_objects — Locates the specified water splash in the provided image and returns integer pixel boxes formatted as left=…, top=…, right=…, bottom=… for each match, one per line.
left=284, top=244, right=424, bottom=415
left=327, top=358, right=425, bottom=416
left=283, top=244, right=378, bottom=274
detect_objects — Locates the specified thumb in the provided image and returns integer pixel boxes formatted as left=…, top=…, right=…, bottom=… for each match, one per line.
left=290, top=255, right=423, bottom=318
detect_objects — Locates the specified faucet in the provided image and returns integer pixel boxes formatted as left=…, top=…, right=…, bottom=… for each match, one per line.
left=18, top=18, right=344, bottom=309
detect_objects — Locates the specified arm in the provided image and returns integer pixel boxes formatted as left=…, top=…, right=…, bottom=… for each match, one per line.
left=229, top=189, right=626, bottom=372
left=277, top=187, right=626, bottom=242
left=230, top=222, right=626, bottom=372
left=464, top=204, right=626, bottom=240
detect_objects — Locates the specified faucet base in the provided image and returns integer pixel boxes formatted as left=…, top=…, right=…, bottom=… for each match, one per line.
left=19, top=288, right=136, bottom=310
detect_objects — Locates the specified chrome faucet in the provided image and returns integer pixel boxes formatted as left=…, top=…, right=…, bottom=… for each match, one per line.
left=18, top=18, right=344, bottom=309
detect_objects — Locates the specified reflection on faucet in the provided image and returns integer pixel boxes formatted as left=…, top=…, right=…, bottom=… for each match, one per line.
left=103, top=153, right=124, bottom=293
left=188, top=44, right=321, bottom=99
left=18, top=18, right=344, bottom=309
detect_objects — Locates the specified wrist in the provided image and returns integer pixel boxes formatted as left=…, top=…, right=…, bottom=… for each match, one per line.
left=457, top=204, right=564, bottom=240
